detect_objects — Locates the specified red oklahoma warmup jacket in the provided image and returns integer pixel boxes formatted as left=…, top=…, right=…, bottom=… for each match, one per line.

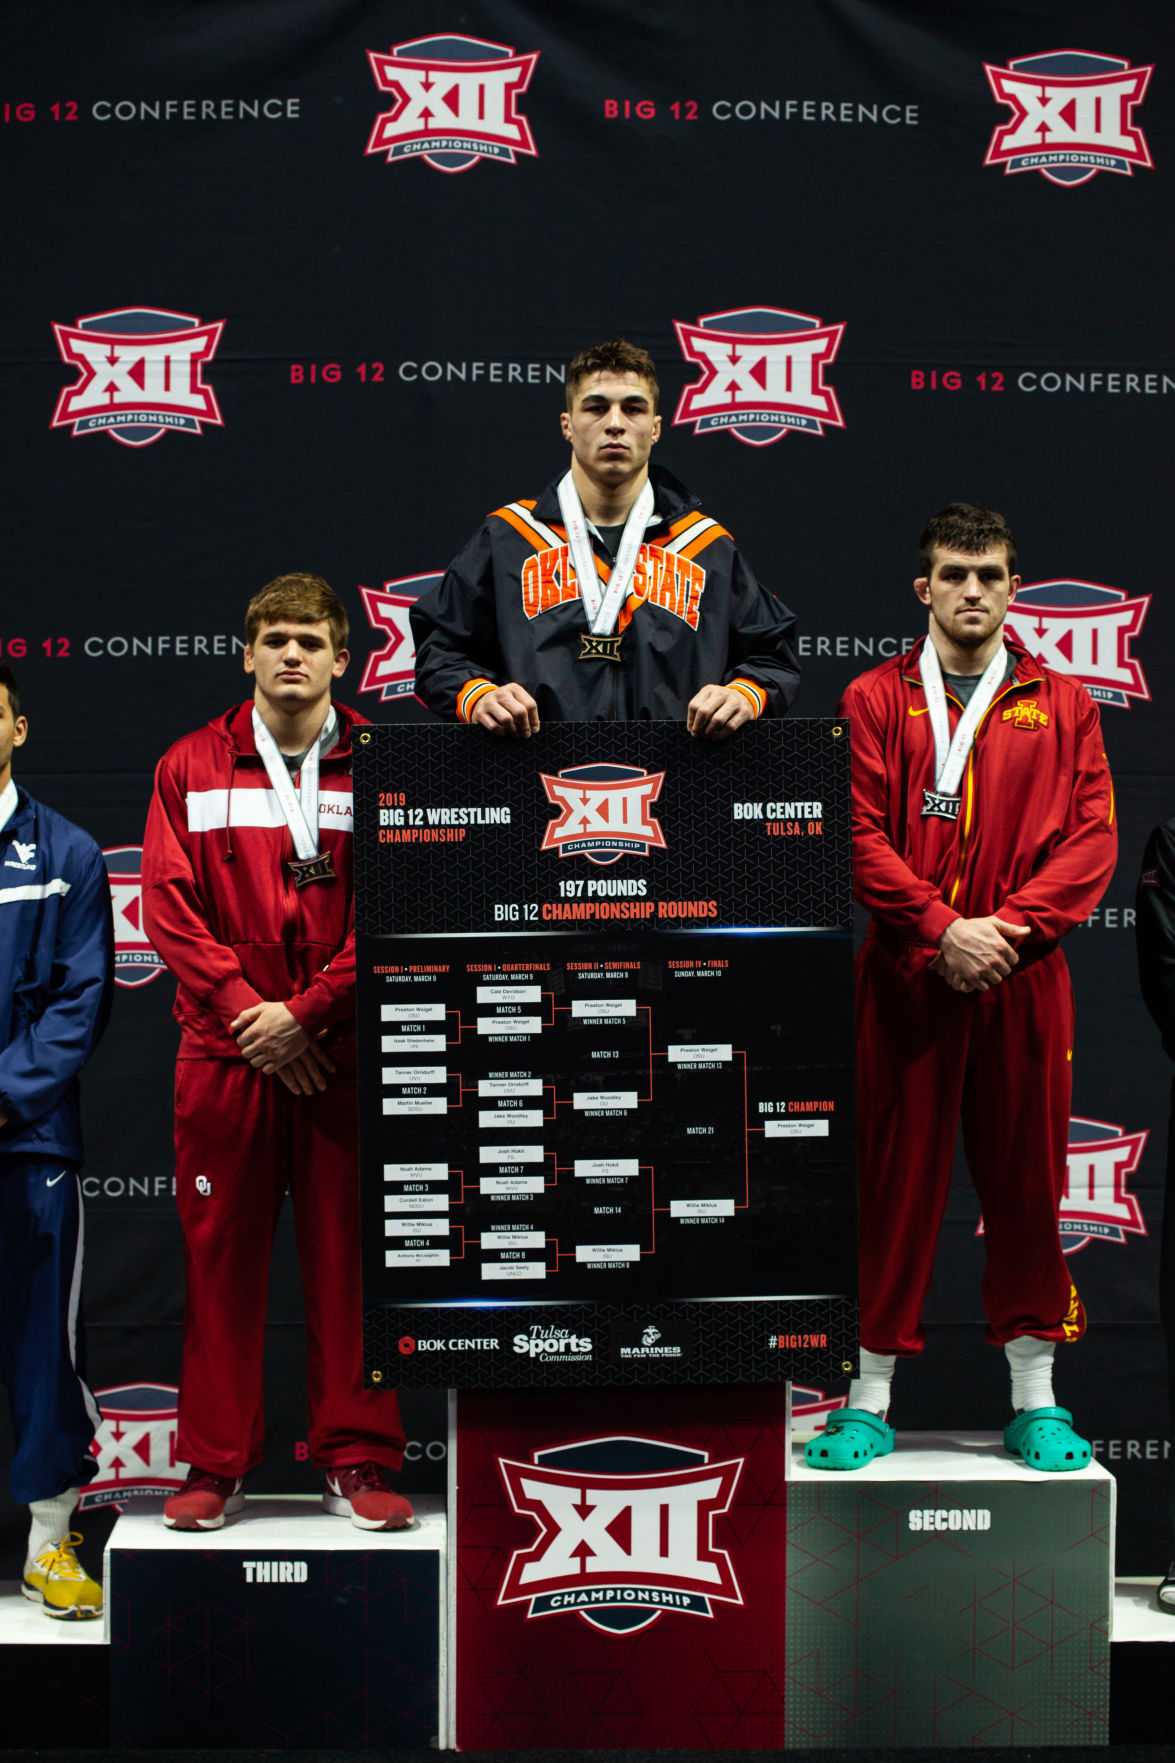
left=142, top=699, right=364, bottom=1060
left=838, top=635, right=1117, bottom=953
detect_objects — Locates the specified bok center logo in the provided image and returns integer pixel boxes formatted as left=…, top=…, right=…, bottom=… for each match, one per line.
left=366, top=33, right=539, bottom=174
left=104, top=846, right=167, bottom=987
left=497, top=1434, right=744, bottom=1632
left=1004, top=580, right=1150, bottom=709
left=52, top=308, right=225, bottom=446
left=359, top=573, right=441, bottom=702
left=541, top=763, right=667, bottom=865
left=984, top=51, right=1153, bottom=186
left=79, top=1383, right=187, bottom=1509
left=673, top=306, right=845, bottom=447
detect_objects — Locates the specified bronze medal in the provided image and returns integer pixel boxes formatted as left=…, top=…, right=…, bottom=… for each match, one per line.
left=288, top=850, right=337, bottom=888
left=578, top=631, right=624, bottom=663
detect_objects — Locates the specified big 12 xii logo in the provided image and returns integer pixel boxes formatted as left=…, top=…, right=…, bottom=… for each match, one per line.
left=366, top=33, right=539, bottom=174
left=497, top=1434, right=743, bottom=1633
left=984, top=50, right=1152, bottom=186
left=52, top=308, right=224, bottom=446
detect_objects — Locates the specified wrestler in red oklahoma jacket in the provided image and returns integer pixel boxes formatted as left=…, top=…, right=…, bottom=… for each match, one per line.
left=141, top=699, right=404, bottom=1486
left=841, top=634, right=1117, bottom=1360
left=841, top=633, right=1116, bottom=958
left=142, top=700, right=362, bottom=1060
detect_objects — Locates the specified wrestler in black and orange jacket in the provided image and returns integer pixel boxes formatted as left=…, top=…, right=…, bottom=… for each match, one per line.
left=411, top=466, right=800, bottom=723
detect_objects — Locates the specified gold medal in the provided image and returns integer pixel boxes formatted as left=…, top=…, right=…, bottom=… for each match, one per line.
left=578, top=631, right=624, bottom=663
left=287, top=850, right=337, bottom=887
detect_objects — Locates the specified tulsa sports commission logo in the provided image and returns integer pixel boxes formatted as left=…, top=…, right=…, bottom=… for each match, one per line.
left=541, top=764, right=667, bottom=864
left=365, top=34, right=539, bottom=174
left=358, top=573, right=441, bottom=701
left=984, top=51, right=1153, bottom=186
left=497, top=1434, right=743, bottom=1633
left=1004, top=580, right=1151, bottom=709
left=673, top=307, right=845, bottom=448
left=52, top=308, right=224, bottom=446
left=104, top=847, right=167, bottom=987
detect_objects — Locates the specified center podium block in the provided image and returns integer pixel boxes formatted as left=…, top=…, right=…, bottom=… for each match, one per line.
left=106, top=1496, right=445, bottom=1749
left=786, top=1430, right=1113, bottom=1748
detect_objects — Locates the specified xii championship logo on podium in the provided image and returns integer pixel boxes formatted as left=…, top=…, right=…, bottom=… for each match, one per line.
left=497, top=1434, right=744, bottom=1633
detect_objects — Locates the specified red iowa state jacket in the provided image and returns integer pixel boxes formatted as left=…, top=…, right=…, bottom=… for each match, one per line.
left=838, top=635, right=1117, bottom=953
left=142, top=699, right=363, bottom=1059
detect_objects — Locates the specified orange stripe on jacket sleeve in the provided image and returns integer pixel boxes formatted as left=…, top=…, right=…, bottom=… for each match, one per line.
left=491, top=504, right=556, bottom=550
left=457, top=679, right=496, bottom=722
left=728, top=677, right=765, bottom=717
left=677, top=523, right=732, bottom=562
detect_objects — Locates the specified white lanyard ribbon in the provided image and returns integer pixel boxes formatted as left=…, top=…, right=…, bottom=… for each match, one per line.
left=557, top=471, right=655, bottom=636
left=0, top=778, right=16, bottom=833
left=918, top=642, right=1007, bottom=797
left=251, top=706, right=337, bottom=860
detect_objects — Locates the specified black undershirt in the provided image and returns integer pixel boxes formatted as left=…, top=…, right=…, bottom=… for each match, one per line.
left=595, top=523, right=626, bottom=559
left=943, top=651, right=1017, bottom=706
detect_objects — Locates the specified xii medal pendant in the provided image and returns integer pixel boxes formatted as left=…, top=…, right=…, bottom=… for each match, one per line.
left=579, top=631, right=624, bottom=663
left=287, top=850, right=337, bottom=888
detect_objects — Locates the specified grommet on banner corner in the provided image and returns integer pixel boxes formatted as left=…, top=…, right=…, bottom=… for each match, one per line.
left=842, top=1359, right=853, bottom=1373
left=831, top=724, right=844, bottom=737
left=359, top=731, right=371, bottom=745
left=371, top=1368, right=383, bottom=1383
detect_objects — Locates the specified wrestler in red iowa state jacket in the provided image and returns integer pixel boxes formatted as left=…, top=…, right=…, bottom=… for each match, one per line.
left=142, top=700, right=364, bottom=1060
left=839, top=635, right=1117, bottom=954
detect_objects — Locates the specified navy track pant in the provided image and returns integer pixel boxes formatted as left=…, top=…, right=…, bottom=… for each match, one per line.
left=0, top=1156, right=100, bottom=1504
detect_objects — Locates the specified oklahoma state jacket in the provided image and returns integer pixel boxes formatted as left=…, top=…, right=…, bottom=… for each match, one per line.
left=142, top=700, right=363, bottom=1060
left=839, top=635, right=1116, bottom=955
left=0, top=788, right=113, bottom=1159
left=411, top=465, right=801, bottom=722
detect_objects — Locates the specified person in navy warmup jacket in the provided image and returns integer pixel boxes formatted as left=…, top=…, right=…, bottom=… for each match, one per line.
left=0, top=664, right=113, bottom=1618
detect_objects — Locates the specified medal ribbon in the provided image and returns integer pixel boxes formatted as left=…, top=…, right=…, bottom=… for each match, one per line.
left=918, top=641, right=1007, bottom=797
left=557, top=471, right=655, bottom=636
left=251, top=705, right=337, bottom=861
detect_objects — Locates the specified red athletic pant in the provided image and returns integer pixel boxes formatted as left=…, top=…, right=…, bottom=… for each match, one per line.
left=855, top=935, right=1084, bottom=1356
left=173, top=1057, right=405, bottom=1477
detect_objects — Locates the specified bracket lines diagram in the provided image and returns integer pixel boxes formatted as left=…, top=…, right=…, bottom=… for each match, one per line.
left=369, top=938, right=839, bottom=1303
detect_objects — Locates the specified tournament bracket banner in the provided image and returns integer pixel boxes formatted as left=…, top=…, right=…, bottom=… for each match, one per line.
left=354, top=722, right=857, bottom=1389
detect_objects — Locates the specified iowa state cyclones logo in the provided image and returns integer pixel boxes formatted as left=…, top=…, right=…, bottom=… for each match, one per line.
left=358, top=573, right=441, bottom=702
left=984, top=51, right=1153, bottom=186
left=1004, top=580, right=1150, bottom=708
left=104, top=846, right=167, bottom=987
left=497, top=1434, right=744, bottom=1633
left=541, top=764, right=667, bottom=865
left=673, top=306, right=845, bottom=447
left=52, top=308, right=224, bottom=446
left=365, top=34, right=539, bottom=173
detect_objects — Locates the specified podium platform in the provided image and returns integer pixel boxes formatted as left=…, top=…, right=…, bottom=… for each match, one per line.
left=786, top=1430, right=1113, bottom=1748
left=105, top=1494, right=446, bottom=1749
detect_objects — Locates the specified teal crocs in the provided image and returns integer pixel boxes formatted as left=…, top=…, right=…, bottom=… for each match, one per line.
left=804, top=1406, right=895, bottom=1471
left=1003, top=1405, right=1091, bottom=1472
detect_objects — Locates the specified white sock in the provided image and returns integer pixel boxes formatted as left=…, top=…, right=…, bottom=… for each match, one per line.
left=26, top=1489, right=79, bottom=1573
left=1005, top=1336, right=1055, bottom=1412
left=848, top=1347, right=896, bottom=1417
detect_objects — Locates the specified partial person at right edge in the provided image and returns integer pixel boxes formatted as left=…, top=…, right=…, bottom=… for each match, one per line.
left=807, top=503, right=1116, bottom=1475
left=1134, top=823, right=1175, bottom=1611
left=410, top=337, right=800, bottom=732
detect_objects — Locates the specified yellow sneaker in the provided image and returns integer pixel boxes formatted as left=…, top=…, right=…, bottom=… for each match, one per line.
left=21, top=1532, right=103, bottom=1620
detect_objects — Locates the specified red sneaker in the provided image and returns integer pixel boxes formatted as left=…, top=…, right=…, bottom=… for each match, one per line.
left=163, top=1469, right=245, bottom=1531
left=324, top=1462, right=414, bottom=1530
